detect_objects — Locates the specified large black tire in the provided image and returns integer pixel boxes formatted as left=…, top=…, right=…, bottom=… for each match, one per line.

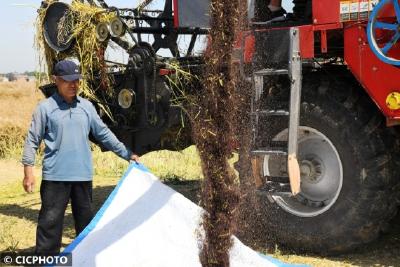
left=242, top=67, right=400, bottom=254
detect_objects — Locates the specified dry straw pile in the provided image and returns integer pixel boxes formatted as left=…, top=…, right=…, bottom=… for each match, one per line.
left=36, top=0, right=117, bottom=118
left=0, top=81, right=43, bottom=158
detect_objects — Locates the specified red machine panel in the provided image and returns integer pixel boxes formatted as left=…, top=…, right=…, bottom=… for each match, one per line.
left=299, top=25, right=315, bottom=58
left=344, top=25, right=400, bottom=119
left=313, top=0, right=340, bottom=24
left=314, top=0, right=379, bottom=25
left=233, top=31, right=255, bottom=64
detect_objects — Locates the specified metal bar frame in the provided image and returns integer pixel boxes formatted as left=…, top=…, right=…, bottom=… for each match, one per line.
left=287, top=27, right=302, bottom=195
left=288, top=28, right=302, bottom=158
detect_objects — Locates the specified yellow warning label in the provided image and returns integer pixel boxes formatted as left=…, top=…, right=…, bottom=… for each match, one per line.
left=340, top=1, right=351, bottom=21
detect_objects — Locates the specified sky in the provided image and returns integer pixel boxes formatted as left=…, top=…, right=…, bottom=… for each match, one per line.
left=0, top=0, right=293, bottom=73
left=0, top=0, right=144, bottom=73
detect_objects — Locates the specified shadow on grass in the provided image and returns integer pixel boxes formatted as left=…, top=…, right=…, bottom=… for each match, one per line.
left=0, top=204, right=39, bottom=224
left=0, top=185, right=116, bottom=223
left=327, top=215, right=400, bottom=266
left=287, top=218, right=400, bottom=267
left=255, top=212, right=400, bottom=267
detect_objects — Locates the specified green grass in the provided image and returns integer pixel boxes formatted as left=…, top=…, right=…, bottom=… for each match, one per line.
left=92, top=145, right=203, bottom=181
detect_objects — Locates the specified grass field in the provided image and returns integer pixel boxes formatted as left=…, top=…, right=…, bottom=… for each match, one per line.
left=0, top=81, right=399, bottom=266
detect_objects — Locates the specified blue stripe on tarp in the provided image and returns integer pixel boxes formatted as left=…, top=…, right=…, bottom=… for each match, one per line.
left=60, top=162, right=303, bottom=267
left=258, top=253, right=309, bottom=267
left=62, top=162, right=149, bottom=255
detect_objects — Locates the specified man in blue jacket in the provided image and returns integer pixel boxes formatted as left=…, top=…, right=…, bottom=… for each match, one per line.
left=22, top=60, right=140, bottom=254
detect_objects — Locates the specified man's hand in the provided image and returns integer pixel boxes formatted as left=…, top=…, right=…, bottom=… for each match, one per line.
left=23, top=165, right=36, bottom=193
left=130, top=153, right=140, bottom=163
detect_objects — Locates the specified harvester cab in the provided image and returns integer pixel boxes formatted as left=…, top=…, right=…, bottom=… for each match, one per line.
left=249, top=0, right=312, bottom=25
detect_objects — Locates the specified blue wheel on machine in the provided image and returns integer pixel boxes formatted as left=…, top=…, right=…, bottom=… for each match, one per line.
left=367, top=0, right=400, bottom=66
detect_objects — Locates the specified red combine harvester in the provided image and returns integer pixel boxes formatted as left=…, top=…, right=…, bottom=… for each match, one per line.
left=39, top=0, right=400, bottom=254
left=241, top=0, right=400, bottom=253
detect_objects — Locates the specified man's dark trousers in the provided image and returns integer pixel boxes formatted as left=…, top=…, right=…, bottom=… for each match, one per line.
left=35, top=180, right=94, bottom=254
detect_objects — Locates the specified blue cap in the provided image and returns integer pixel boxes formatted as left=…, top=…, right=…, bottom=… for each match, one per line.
left=54, top=60, right=82, bottom=81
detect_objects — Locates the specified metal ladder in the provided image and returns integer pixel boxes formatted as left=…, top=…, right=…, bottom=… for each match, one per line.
left=250, top=28, right=302, bottom=195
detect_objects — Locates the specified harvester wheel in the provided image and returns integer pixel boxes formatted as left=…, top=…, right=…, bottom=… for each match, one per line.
left=241, top=69, right=400, bottom=254
left=367, top=0, right=400, bottom=66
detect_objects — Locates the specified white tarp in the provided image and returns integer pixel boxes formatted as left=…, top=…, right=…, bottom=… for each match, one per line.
left=62, top=164, right=304, bottom=267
